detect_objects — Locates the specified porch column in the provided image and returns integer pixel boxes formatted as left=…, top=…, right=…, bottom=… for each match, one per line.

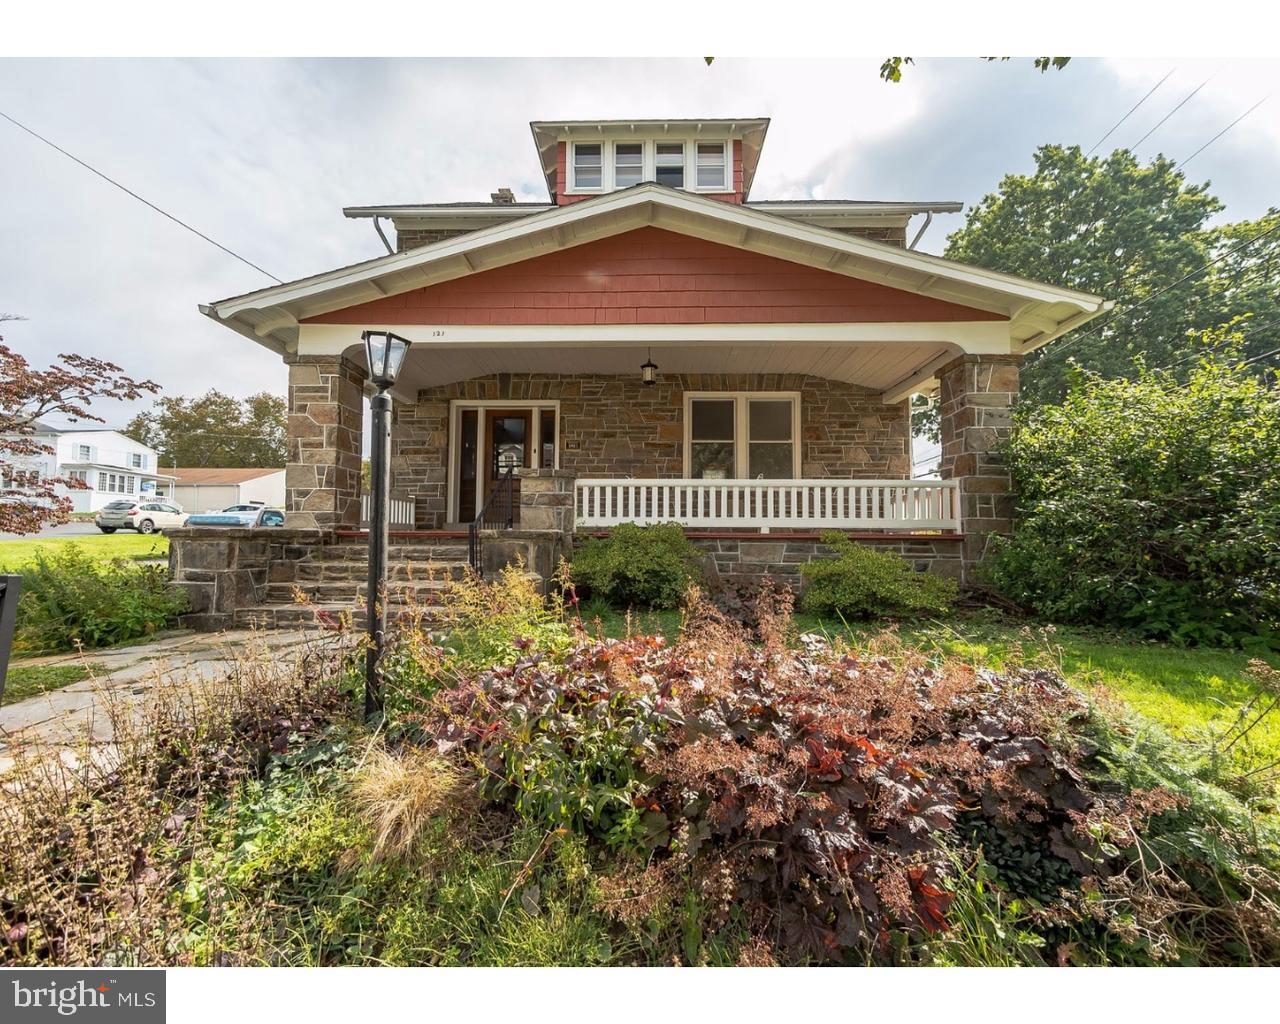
left=937, top=353, right=1021, bottom=583
left=284, top=353, right=366, bottom=529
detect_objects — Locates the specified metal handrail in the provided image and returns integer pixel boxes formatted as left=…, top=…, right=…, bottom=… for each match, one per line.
left=468, top=466, right=516, bottom=574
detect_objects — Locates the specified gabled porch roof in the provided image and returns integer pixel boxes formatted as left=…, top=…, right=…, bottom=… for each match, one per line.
left=201, top=183, right=1110, bottom=366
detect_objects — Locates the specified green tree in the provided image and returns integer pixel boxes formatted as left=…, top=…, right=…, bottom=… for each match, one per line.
left=988, top=324, right=1280, bottom=647
left=946, top=146, right=1280, bottom=407
left=125, top=389, right=287, bottom=468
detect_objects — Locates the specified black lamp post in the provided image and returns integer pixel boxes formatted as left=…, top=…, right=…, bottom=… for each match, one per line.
left=361, top=329, right=412, bottom=719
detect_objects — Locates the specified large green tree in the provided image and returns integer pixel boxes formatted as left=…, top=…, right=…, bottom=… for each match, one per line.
left=944, top=145, right=1279, bottom=407
left=125, top=389, right=287, bottom=468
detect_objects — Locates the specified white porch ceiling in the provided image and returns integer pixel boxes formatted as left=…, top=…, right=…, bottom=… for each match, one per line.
left=341, top=340, right=955, bottom=396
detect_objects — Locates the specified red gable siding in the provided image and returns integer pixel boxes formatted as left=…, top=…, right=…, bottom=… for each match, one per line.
left=304, top=227, right=1006, bottom=327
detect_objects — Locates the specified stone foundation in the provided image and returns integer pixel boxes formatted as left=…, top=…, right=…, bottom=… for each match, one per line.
left=168, top=527, right=326, bottom=630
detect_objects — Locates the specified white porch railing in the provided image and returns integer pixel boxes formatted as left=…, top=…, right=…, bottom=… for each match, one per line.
left=574, top=478, right=959, bottom=531
left=360, top=492, right=416, bottom=529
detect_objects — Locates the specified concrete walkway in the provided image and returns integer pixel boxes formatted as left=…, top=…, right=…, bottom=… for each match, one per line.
left=0, top=628, right=331, bottom=774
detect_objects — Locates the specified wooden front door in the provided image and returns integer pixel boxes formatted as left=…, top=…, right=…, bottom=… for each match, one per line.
left=480, top=409, right=533, bottom=524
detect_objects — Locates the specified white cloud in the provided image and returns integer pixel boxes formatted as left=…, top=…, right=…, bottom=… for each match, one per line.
left=2, top=57, right=1277, bottom=430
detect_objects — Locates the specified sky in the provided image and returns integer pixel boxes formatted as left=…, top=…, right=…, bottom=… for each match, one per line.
left=1, top=56, right=1278, bottom=438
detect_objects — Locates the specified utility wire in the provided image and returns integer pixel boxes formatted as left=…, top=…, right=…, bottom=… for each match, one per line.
left=1180, top=97, right=1268, bottom=167
left=0, top=107, right=283, bottom=284
left=1035, top=219, right=1280, bottom=367
left=1087, top=69, right=1175, bottom=156
left=1131, top=78, right=1209, bottom=150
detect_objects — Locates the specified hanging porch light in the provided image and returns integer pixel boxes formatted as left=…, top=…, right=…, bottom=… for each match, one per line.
left=640, top=347, right=658, bottom=386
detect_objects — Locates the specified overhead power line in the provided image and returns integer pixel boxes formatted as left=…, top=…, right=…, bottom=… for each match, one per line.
left=0, top=107, right=282, bottom=284
left=1087, top=68, right=1175, bottom=156
left=1131, top=78, right=1209, bottom=149
left=1180, top=97, right=1268, bottom=167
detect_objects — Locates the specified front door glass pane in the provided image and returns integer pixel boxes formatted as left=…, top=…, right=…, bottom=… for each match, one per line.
left=491, top=416, right=527, bottom=474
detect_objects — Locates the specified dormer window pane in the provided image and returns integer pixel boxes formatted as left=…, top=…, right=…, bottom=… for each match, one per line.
left=573, top=143, right=602, bottom=189
left=697, top=142, right=727, bottom=189
left=655, top=142, right=684, bottom=188
left=614, top=143, right=643, bottom=187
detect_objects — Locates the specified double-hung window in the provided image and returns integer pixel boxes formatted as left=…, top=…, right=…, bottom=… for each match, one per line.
left=571, top=143, right=602, bottom=190
left=76, top=444, right=92, bottom=461
left=685, top=394, right=799, bottom=480
left=614, top=142, right=643, bottom=187
left=655, top=142, right=685, bottom=188
left=129, top=452, right=145, bottom=469
left=696, top=142, right=728, bottom=190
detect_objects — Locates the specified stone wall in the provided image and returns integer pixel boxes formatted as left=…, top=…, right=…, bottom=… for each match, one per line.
left=682, top=532, right=962, bottom=590
left=937, top=353, right=1021, bottom=580
left=168, top=527, right=325, bottom=630
left=392, top=373, right=911, bottom=528
left=285, top=354, right=365, bottom=529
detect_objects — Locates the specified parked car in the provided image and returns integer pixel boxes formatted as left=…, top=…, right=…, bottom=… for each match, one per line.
left=96, top=499, right=186, bottom=535
left=182, top=506, right=286, bottom=529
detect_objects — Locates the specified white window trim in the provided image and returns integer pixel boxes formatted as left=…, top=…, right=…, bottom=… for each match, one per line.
left=446, top=399, right=561, bottom=523
left=564, top=138, right=733, bottom=196
left=682, top=391, right=802, bottom=479
left=696, top=141, right=731, bottom=192
left=570, top=141, right=606, bottom=194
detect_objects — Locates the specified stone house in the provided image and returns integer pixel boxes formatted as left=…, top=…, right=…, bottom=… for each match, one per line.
left=175, top=117, right=1109, bottom=628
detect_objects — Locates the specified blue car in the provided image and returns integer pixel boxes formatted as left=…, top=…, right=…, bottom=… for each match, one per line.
left=182, top=505, right=286, bottom=529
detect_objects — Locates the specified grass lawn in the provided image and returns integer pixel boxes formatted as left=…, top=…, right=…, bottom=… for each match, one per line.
left=2, top=661, right=105, bottom=705
left=588, top=605, right=1280, bottom=777
left=0, top=532, right=169, bottom=572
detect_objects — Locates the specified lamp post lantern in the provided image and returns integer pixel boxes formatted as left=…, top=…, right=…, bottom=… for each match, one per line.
left=360, top=329, right=412, bottom=719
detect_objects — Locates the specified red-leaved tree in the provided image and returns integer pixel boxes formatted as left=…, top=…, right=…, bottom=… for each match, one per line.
left=1, top=315, right=160, bottom=535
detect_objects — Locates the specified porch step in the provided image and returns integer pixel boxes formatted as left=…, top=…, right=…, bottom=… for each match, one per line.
left=294, top=560, right=470, bottom=583
left=314, top=542, right=470, bottom=563
left=265, top=578, right=449, bottom=605
left=232, top=601, right=453, bottom=631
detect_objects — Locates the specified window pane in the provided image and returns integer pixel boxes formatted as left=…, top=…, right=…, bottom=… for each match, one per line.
left=574, top=144, right=602, bottom=188
left=691, top=399, right=734, bottom=440
left=691, top=442, right=735, bottom=479
left=614, top=142, right=643, bottom=187
left=696, top=142, right=726, bottom=188
left=655, top=142, right=684, bottom=188
left=749, top=443, right=793, bottom=479
left=748, top=399, right=792, bottom=441
left=540, top=409, right=556, bottom=469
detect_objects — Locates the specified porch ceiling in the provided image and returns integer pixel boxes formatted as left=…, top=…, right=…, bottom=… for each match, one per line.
left=338, top=339, right=958, bottom=397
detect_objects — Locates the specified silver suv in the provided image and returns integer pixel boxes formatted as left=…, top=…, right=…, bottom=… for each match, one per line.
left=96, top=499, right=186, bottom=534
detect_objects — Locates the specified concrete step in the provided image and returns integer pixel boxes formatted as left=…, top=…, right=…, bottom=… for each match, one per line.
left=313, top=542, right=470, bottom=563
left=232, top=600, right=453, bottom=631
left=294, top=560, right=470, bottom=583
left=265, top=579, right=448, bottom=605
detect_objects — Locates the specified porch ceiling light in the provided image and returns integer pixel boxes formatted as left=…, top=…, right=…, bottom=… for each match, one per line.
left=640, top=348, right=658, bottom=386
left=361, top=330, right=413, bottom=388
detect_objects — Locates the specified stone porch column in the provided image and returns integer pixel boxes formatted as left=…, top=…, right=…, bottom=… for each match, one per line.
left=937, top=353, right=1021, bottom=583
left=284, top=354, right=365, bottom=529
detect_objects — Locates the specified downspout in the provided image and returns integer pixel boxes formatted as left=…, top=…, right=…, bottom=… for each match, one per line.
left=907, top=211, right=934, bottom=250
left=372, top=216, right=395, bottom=255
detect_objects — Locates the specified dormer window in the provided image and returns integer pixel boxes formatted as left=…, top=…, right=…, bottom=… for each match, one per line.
left=614, top=142, right=643, bottom=188
left=697, top=142, right=728, bottom=190
left=571, top=143, right=602, bottom=190
left=655, top=143, right=685, bottom=188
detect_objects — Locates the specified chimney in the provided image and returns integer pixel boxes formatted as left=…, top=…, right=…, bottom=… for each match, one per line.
left=490, top=187, right=516, bottom=205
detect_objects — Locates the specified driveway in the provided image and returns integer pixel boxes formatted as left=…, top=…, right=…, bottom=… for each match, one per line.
left=0, top=628, right=348, bottom=775
left=0, top=521, right=102, bottom=540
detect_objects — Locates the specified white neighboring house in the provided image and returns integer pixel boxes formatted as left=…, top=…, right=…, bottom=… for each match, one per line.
left=168, top=467, right=286, bottom=513
left=2, top=422, right=176, bottom=513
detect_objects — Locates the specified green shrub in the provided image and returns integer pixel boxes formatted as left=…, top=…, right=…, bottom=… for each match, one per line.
left=571, top=522, right=702, bottom=609
left=799, top=532, right=957, bottom=619
left=14, top=545, right=188, bottom=653
left=989, top=329, right=1280, bottom=647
